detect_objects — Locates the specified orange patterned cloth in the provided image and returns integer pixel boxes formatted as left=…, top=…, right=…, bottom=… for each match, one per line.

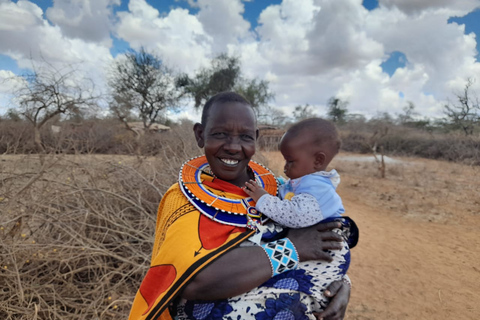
left=128, top=167, right=277, bottom=320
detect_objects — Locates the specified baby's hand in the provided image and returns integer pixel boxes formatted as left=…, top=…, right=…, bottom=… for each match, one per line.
left=244, top=180, right=268, bottom=202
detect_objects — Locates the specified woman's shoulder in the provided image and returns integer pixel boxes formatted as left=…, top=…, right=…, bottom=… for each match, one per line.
left=159, top=183, right=189, bottom=207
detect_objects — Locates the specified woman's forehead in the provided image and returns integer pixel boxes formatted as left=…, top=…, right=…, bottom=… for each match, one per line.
left=207, top=102, right=256, bottom=126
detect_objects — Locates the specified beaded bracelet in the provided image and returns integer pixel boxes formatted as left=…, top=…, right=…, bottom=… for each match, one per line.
left=260, top=238, right=299, bottom=277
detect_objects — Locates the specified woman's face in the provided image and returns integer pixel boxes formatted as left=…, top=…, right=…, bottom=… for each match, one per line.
left=194, top=102, right=258, bottom=187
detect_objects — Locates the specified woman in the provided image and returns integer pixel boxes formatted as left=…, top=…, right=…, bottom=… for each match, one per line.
left=129, top=92, right=354, bottom=320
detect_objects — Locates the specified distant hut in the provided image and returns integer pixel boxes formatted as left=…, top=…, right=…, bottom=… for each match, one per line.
left=127, top=122, right=171, bottom=136
left=257, top=125, right=285, bottom=150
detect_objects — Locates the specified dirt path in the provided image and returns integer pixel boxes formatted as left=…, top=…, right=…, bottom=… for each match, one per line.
left=345, top=197, right=479, bottom=319
left=261, top=151, right=480, bottom=320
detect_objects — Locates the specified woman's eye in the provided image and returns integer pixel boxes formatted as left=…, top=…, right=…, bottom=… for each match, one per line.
left=212, top=132, right=227, bottom=138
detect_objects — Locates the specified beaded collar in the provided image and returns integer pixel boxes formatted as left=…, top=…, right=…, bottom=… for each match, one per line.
left=179, top=155, right=278, bottom=228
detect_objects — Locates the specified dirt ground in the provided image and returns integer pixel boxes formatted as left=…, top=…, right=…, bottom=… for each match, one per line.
left=2, top=152, right=479, bottom=319
left=262, top=151, right=480, bottom=320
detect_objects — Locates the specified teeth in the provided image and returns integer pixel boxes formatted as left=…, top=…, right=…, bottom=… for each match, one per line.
left=221, top=159, right=239, bottom=165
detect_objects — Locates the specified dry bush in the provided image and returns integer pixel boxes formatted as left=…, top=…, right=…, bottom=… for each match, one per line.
left=340, top=128, right=480, bottom=166
left=0, top=121, right=36, bottom=154
left=0, top=125, right=200, bottom=319
left=2, top=119, right=479, bottom=166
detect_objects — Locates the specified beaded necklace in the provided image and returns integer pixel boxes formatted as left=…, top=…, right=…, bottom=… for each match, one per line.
left=179, top=155, right=278, bottom=229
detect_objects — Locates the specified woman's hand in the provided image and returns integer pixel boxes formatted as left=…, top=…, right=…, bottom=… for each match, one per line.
left=287, top=221, right=344, bottom=262
left=314, top=280, right=351, bottom=320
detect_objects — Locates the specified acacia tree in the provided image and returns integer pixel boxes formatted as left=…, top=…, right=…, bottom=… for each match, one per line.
left=12, top=64, right=97, bottom=151
left=327, top=97, right=349, bottom=124
left=109, top=48, right=183, bottom=130
left=293, top=104, right=316, bottom=121
left=444, top=79, right=480, bottom=135
left=397, top=101, right=418, bottom=125
left=179, top=54, right=274, bottom=113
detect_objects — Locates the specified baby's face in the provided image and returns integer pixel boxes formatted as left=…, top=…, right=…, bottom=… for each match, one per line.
left=280, top=135, right=318, bottom=179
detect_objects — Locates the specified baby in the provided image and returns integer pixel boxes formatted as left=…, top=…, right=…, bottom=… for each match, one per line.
left=244, top=117, right=351, bottom=311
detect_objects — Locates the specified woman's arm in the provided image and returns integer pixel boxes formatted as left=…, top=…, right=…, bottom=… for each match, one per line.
left=181, top=245, right=272, bottom=300
left=181, top=221, right=344, bottom=300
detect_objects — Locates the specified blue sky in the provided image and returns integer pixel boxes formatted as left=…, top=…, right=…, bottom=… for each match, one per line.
left=1, top=0, right=480, bottom=120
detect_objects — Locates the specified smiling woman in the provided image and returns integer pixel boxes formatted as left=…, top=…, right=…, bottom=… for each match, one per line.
left=193, top=96, right=258, bottom=186
left=128, top=92, right=352, bottom=320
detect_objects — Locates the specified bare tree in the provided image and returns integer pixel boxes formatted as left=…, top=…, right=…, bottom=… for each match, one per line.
left=109, top=48, right=183, bottom=131
left=444, top=79, right=480, bottom=136
left=12, top=64, right=97, bottom=152
left=363, top=127, right=389, bottom=178
left=257, top=105, right=288, bottom=126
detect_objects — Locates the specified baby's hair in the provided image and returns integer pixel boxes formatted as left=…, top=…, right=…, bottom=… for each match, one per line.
left=201, top=92, right=254, bottom=126
left=286, top=118, right=341, bottom=155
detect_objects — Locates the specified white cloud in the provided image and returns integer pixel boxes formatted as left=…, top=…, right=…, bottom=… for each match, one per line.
left=234, top=0, right=480, bottom=118
left=195, top=0, right=251, bottom=52
left=46, top=0, right=120, bottom=45
left=0, top=0, right=113, bottom=68
left=0, top=0, right=115, bottom=112
left=364, top=4, right=480, bottom=112
left=0, top=70, right=25, bottom=113
left=0, top=0, right=43, bottom=31
left=235, top=0, right=385, bottom=111
left=379, top=0, right=480, bottom=16
left=115, top=0, right=212, bottom=73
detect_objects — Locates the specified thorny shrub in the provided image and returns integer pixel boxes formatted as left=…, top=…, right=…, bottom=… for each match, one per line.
left=0, top=126, right=201, bottom=319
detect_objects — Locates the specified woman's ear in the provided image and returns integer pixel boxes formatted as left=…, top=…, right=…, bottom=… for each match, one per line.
left=314, top=151, right=326, bottom=170
left=193, top=123, right=205, bottom=148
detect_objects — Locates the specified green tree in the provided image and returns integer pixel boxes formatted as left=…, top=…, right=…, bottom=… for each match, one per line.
left=180, top=53, right=274, bottom=112
left=293, top=104, right=316, bottom=121
left=109, top=48, right=183, bottom=130
left=327, top=97, right=349, bottom=124
left=397, top=101, right=418, bottom=125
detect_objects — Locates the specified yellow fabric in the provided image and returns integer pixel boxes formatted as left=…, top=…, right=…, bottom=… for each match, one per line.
left=128, top=183, right=254, bottom=320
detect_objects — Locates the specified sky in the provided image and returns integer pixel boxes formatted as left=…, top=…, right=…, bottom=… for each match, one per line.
left=1, top=0, right=480, bottom=122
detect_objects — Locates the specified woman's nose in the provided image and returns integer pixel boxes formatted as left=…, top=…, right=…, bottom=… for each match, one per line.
left=224, top=136, right=242, bottom=152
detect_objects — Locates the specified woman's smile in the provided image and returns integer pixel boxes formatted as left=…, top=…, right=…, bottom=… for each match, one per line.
left=219, top=158, right=240, bottom=166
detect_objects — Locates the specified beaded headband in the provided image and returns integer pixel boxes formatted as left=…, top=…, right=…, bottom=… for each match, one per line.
left=179, top=155, right=278, bottom=227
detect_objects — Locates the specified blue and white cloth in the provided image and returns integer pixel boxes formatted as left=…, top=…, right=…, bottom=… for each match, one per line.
left=175, top=220, right=353, bottom=319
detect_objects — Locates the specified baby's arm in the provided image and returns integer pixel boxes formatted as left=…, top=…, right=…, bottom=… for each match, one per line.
left=244, top=180, right=324, bottom=228
left=244, top=180, right=269, bottom=202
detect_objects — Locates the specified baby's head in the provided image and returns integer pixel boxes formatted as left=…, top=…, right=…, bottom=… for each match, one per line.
left=280, top=118, right=341, bottom=179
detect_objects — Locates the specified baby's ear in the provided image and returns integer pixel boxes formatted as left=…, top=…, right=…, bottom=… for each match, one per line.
left=314, top=151, right=326, bottom=170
